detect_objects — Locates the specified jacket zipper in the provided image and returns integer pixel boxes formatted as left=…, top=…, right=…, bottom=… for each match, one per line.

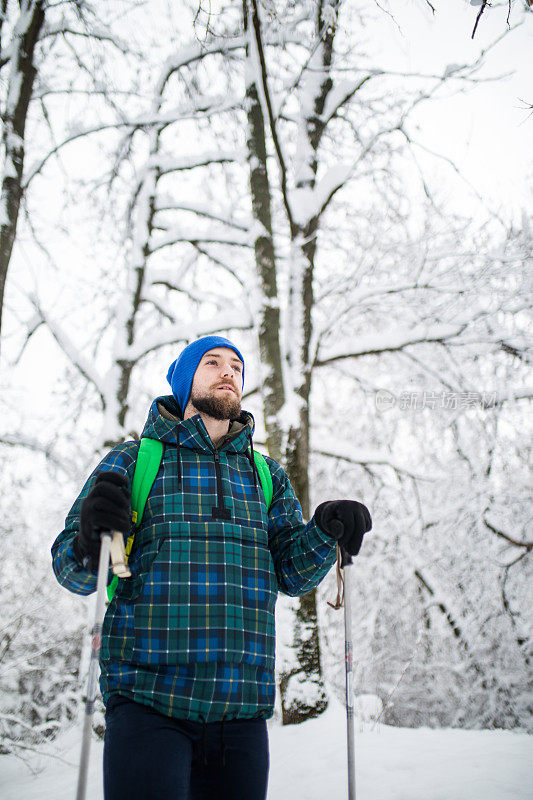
left=193, top=421, right=232, bottom=521
left=212, top=449, right=231, bottom=520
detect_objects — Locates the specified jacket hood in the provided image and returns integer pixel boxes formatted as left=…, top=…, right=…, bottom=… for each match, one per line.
left=140, top=394, right=255, bottom=454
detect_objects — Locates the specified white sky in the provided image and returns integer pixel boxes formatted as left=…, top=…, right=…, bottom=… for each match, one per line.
left=378, top=1, right=532, bottom=217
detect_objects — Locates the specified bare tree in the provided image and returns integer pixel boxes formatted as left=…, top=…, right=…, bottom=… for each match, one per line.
left=0, top=0, right=150, bottom=354
left=238, top=0, right=528, bottom=723
left=0, top=1, right=45, bottom=352
left=6, top=0, right=531, bottom=735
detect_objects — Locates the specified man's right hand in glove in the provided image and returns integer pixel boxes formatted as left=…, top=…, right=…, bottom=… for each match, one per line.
left=73, top=472, right=131, bottom=570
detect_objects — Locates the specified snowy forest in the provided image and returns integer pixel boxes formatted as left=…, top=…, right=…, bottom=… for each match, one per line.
left=0, top=0, right=531, bottom=774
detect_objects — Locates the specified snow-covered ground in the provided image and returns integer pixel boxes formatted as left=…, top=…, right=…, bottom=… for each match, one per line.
left=1, top=698, right=532, bottom=799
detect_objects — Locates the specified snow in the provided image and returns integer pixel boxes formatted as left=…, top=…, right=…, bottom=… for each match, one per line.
left=290, top=162, right=356, bottom=225
left=151, top=226, right=251, bottom=251
left=99, top=363, right=123, bottom=447
left=120, top=309, right=253, bottom=363
left=318, top=321, right=469, bottom=363
left=313, top=439, right=440, bottom=481
left=0, top=197, right=9, bottom=226
left=314, top=163, right=354, bottom=212
left=3, top=155, right=18, bottom=180
left=156, top=34, right=248, bottom=92
left=321, top=1, right=338, bottom=34
left=130, top=159, right=156, bottom=269
left=154, top=199, right=249, bottom=232
left=1, top=697, right=531, bottom=799
left=5, top=68, right=23, bottom=119
left=290, top=185, right=316, bottom=226
left=321, top=79, right=362, bottom=123
left=30, top=300, right=106, bottom=399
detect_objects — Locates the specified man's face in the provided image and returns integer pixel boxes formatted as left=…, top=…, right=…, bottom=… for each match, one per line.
left=188, top=348, right=243, bottom=421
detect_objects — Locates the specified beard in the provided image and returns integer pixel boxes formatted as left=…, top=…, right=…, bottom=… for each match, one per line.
left=190, top=387, right=242, bottom=421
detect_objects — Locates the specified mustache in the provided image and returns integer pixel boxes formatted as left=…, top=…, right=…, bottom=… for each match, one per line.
left=214, top=382, right=237, bottom=391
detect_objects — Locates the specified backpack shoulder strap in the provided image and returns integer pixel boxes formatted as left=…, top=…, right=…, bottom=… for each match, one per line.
left=107, top=437, right=163, bottom=602
left=130, top=437, right=164, bottom=526
left=252, top=450, right=273, bottom=511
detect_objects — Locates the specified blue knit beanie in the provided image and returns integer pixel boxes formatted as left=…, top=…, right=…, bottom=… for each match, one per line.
left=166, top=336, right=245, bottom=414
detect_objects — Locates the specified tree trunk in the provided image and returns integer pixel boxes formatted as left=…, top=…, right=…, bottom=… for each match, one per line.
left=280, top=217, right=325, bottom=724
left=243, top=0, right=344, bottom=725
left=106, top=132, right=160, bottom=446
left=0, top=1, right=45, bottom=351
left=277, top=0, right=341, bottom=724
left=243, top=0, right=284, bottom=464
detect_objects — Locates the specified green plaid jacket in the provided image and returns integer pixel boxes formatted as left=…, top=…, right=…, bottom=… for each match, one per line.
left=52, top=396, right=336, bottom=722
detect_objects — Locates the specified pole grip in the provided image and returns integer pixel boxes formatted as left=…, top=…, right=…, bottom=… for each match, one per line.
left=109, top=530, right=131, bottom=577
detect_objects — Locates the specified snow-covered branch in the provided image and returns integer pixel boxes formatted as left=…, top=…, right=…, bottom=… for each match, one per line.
left=41, top=24, right=130, bottom=54
left=314, top=445, right=441, bottom=482
left=399, top=128, right=506, bottom=227
left=0, top=434, right=67, bottom=471
left=248, top=0, right=294, bottom=229
left=291, top=123, right=400, bottom=226
left=145, top=257, right=195, bottom=293
left=154, top=199, right=249, bottom=232
left=24, top=119, right=143, bottom=187
left=189, top=244, right=247, bottom=289
left=30, top=298, right=106, bottom=403
left=315, top=321, right=469, bottom=366
left=154, top=23, right=304, bottom=96
left=150, top=227, right=253, bottom=253
left=414, top=568, right=481, bottom=672
left=481, top=386, right=533, bottom=407
left=155, top=34, right=248, bottom=94
left=0, top=0, right=45, bottom=347
left=483, top=515, right=533, bottom=550
left=152, top=150, right=240, bottom=175
left=316, top=280, right=449, bottom=308
left=0, top=712, right=61, bottom=735
left=25, top=117, right=240, bottom=189
left=118, top=310, right=253, bottom=362
left=142, top=284, right=236, bottom=318
left=321, top=74, right=376, bottom=124
left=499, top=339, right=533, bottom=365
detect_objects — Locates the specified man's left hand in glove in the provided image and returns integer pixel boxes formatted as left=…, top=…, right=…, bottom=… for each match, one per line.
left=314, top=500, right=372, bottom=556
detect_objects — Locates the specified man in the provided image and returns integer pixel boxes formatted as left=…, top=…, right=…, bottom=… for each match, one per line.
left=52, top=335, right=371, bottom=800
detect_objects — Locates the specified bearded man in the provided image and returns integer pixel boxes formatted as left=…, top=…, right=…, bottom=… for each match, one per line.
left=52, top=335, right=371, bottom=800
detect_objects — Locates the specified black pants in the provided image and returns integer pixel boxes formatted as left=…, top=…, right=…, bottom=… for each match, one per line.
left=103, top=695, right=269, bottom=800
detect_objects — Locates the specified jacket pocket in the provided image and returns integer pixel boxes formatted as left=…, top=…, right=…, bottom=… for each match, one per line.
left=129, top=534, right=277, bottom=670
left=102, top=535, right=164, bottom=663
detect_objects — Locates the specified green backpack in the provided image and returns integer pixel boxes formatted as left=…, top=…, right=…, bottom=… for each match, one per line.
left=107, top=438, right=274, bottom=601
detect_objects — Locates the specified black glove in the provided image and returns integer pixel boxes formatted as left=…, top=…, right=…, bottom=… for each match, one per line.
left=314, top=500, right=372, bottom=557
left=73, top=472, right=131, bottom=570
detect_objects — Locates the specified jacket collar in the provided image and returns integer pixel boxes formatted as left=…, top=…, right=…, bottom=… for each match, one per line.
left=141, top=395, right=255, bottom=454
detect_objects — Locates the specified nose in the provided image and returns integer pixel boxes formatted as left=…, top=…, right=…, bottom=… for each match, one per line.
left=220, top=363, right=234, bottom=378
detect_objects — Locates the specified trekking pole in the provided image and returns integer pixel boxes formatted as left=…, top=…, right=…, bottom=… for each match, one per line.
left=341, top=546, right=356, bottom=800
left=75, top=531, right=113, bottom=800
